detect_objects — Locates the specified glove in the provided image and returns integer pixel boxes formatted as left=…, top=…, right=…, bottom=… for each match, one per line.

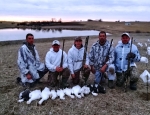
left=126, top=52, right=136, bottom=59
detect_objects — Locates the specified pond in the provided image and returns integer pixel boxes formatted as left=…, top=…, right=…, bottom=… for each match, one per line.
left=0, top=28, right=102, bottom=41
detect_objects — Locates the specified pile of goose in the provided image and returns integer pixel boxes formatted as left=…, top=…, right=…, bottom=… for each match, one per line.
left=18, top=84, right=106, bottom=105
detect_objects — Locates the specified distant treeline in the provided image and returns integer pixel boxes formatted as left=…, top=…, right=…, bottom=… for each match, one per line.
left=17, top=21, right=84, bottom=26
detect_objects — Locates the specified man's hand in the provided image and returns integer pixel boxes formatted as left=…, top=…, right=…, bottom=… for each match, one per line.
left=71, top=74, right=75, bottom=78
left=83, top=64, right=88, bottom=69
left=26, top=73, right=32, bottom=80
left=100, top=64, right=108, bottom=73
left=126, top=52, right=136, bottom=59
left=56, top=67, right=63, bottom=72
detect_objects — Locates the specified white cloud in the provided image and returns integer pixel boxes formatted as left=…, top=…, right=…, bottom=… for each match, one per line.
left=0, top=0, right=150, bottom=21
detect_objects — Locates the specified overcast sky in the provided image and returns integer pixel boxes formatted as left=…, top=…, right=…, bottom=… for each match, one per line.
left=0, top=0, right=150, bottom=22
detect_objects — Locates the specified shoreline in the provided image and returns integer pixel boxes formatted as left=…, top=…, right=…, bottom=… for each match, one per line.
left=0, top=32, right=150, bottom=46
left=1, top=21, right=150, bottom=35
left=0, top=35, right=98, bottom=46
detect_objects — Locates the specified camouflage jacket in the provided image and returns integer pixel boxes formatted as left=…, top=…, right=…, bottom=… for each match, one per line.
left=114, top=42, right=140, bottom=72
left=17, top=43, right=45, bottom=83
left=89, top=40, right=114, bottom=70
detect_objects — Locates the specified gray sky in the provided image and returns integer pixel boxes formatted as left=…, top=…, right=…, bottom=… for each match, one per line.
left=0, top=0, right=150, bottom=22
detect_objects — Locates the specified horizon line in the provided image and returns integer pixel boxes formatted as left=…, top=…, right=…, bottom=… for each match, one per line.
left=0, top=20, right=150, bottom=23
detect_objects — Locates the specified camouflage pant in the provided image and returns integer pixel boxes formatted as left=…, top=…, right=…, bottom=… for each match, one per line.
left=72, top=67, right=90, bottom=85
left=116, top=66, right=138, bottom=87
left=48, top=68, right=70, bottom=87
left=37, top=67, right=49, bottom=79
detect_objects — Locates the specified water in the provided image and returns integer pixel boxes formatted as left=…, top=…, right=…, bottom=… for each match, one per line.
left=0, top=28, right=101, bottom=41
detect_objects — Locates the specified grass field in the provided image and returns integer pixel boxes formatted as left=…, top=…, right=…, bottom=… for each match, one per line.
left=1, top=21, right=150, bottom=34
left=0, top=33, right=150, bottom=115
left=0, top=21, right=18, bottom=29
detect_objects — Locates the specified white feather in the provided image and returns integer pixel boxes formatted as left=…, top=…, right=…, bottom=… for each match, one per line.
left=63, top=88, right=74, bottom=98
left=57, top=89, right=65, bottom=100
left=50, top=90, right=57, bottom=100
left=38, top=87, right=51, bottom=105
left=71, top=85, right=82, bottom=98
left=27, top=90, right=41, bottom=104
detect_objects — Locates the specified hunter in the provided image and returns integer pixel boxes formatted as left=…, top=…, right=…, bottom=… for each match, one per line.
left=45, top=40, right=70, bottom=88
left=89, top=31, right=115, bottom=89
left=68, top=37, right=90, bottom=85
left=17, top=33, right=48, bottom=87
left=114, top=33, right=141, bottom=90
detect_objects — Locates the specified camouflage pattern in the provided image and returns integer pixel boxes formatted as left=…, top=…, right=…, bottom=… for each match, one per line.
left=17, top=43, right=46, bottom=83
left=89, top=40, right=114, bottom=70
left=48, top=68, right=70, bottom=87
left=72, top=67, right=90, bottom=85
left=116, top=66, right=138, bottom=87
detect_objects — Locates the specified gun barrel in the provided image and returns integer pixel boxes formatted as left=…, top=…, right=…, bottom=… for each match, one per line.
left=60, top=39, right=65, bottom=67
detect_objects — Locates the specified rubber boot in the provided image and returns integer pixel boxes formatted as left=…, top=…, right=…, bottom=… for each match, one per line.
left=47, top=74, right=58, bottom=87
left=116, top=72, right=125, bottom=87
left=61, top=77, right=69, bottom=88
left=130, top=81, right=137, bottom=90
left=108, top=80, right=115, bottom=89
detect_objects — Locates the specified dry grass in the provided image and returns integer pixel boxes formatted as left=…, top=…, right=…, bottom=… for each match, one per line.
left=80, top=21, right=150, bottom=34
left=1, top=21, right=150, bottom=34
left=0, top=21, right=18, bottom=29
left=0, top=34, right=150, bottom=115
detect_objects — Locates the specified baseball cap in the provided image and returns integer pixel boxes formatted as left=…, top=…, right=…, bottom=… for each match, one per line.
left=52, top=40, right=60, bottom=45
left=74, top=37, right=82, bottom=41
left=121, top=32, right=131, bottom=39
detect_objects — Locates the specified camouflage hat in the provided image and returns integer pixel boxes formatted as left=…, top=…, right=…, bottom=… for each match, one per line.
left=74, top=37, right=82, bottom=41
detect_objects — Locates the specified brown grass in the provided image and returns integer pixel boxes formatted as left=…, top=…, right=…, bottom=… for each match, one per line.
left=0, top=34, right=150, bottom=115
left=1, top=21, right=150, bottom=34
left=80, top=21, right=150, bottom=34
left=0, top=21, right=18, bottom=29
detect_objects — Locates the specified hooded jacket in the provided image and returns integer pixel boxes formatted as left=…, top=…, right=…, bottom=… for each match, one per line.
left=89, top=40, right=114, bottom=70
left=17, top=43, right=45, bottom=83
left=114, top=33, right=141, bottom=72
left=45, top=48, right=68, bottom=72
left=68, top=45, right=89, bottom=74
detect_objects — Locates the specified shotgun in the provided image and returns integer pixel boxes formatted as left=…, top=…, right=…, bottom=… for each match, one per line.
left=58, top=39, right=65, bottom=88
left=100, top=39, right=113, bottom=84
left=81, top=36, right=89, bottom=84
left=124, top=37, right=133, bottom=92
left=105, top=39, right=113, bottom=63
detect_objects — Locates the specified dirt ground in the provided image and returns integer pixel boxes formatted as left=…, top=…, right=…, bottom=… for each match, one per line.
left=0, top=33, right=150, bottom=115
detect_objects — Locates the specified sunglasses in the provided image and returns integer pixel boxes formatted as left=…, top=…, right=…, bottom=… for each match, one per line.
left=75, top=40, right=82, bottom=42
left=53, top=44, right=60, bottom=46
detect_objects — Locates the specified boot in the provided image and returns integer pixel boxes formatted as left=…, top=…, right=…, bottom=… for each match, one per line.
left=47, top=73, right=58, bottom=87
left=100, top=77, right=106, bottom=85
left=82, top=75, right=89, bottom=85
left=61, top=77, right=69, bottom=88
left=116, top=73, right=125, bottom=87
left=108, top=80, right=115, bottom=89
left=130, top=81, right=137, bottom=90
left=35, top=78, right=43, bottom=84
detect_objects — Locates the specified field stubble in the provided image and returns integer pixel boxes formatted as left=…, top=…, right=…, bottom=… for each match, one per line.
left=0, top=34, right=150, bottom=115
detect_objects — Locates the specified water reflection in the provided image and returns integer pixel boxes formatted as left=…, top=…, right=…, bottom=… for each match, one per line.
left=0, top=28, right=100, bottom=41
left=16, top=27, right=63, bottom=33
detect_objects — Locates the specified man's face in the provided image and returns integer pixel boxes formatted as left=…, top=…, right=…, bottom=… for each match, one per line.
left=52, top=44, right=60, bottom=52
left=26, top=35, right=34, bottom=45
left=99, top=33, right=106, bottom=45
left=74, top=40, right=82, bottom=49
left=121, top=35, right=130, bottom=44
